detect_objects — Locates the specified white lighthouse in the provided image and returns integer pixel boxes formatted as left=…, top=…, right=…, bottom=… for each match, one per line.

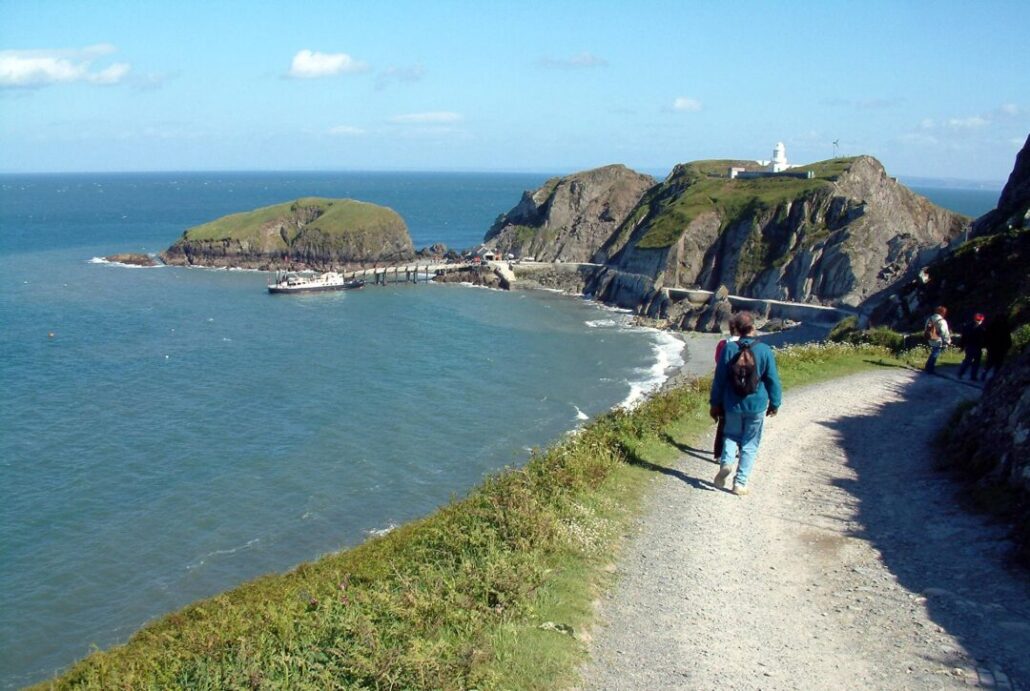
left=769, top=142, right=789, bottom=172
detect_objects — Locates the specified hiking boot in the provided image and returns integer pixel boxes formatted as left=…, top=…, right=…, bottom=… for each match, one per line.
left=732, top=484, right=749, bottom=496
left=714, top=466, right=732, bottom=489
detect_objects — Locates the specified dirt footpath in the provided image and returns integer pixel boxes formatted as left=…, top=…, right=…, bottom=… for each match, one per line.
left=580, top=367, right=1030, bottom=690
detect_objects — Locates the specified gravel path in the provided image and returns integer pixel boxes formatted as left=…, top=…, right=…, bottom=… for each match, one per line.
left=580, top=367, right=1030, bottom=690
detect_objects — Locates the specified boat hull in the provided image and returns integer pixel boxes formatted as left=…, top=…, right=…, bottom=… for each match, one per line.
left=267, top=279, right=365, bottom=294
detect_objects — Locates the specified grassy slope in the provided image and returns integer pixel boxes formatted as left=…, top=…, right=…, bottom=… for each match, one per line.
left=634, top=158, right=855, bottom=250
left=183, top=198, right=405, bottom=244
left=37, top=342, right=960, bottom=690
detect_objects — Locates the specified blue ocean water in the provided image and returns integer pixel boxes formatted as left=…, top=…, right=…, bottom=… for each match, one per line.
left=0, top=173, right=999, bottom=687
left=0, top=172, right=684, bottom=688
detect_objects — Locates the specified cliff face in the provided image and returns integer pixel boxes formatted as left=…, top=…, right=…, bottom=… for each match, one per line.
left=161, top=197, right=415, bottom=270
left=484, top=165, right=656, bottom=263
left=873, top=135, right=1030, bottom=331
left=972, top=133, right=1030, bottom=238
left=597, top=157, right=967, bottom=310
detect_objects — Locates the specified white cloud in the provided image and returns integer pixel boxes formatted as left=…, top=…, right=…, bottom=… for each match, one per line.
left=999, top=103, right=1020, bottom=116
left=288, top=49, right=368, bottom=78
left=538, top=52, right=608, bottom=69
left=0, top=45, right=130, bottom=88
left=947, top=115, right=989, bottom=129
left=673, top=97, right=702, bottom=112
left=328, top=125, right=365, bottom=136
left=920, top=118, right=936, bottom=130
left=389, top=111, right=462, bottom=124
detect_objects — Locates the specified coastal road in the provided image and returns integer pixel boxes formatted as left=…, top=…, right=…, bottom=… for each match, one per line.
left=579, top=367, right=1030, bottom=690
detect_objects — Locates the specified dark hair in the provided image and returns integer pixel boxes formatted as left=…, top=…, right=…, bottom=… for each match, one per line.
left=730, top=311, right=755, bottom=336
left=935, top=305, right=948, bottom=317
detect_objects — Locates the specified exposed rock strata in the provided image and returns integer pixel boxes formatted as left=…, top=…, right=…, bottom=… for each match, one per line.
left=161, top=197, right=415, bottom=270
left=485, top=165, right=655, bottom=263
left=598, top=157, right=966, bottom=312
left=485, top=157, right=968, bottom=322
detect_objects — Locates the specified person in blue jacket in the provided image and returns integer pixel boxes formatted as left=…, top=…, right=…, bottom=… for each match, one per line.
left=709, top=311, right=783, bottom=496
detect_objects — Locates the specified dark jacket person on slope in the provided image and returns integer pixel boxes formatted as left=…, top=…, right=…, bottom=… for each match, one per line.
left=709, top=311, right=783, bottom=496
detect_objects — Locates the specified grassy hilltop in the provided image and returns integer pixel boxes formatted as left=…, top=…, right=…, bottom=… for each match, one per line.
left=161, top=197, right=415, bottom=270
left=629, top=157, right=856, bottom=250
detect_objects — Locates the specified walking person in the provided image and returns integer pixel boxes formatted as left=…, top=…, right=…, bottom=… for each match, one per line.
left=923, top=306, right=952, bottom=375
left=712, top=323, right=740, bottom=460
left=981, top=314, right=1013, bottom=382
left=956, top=312, right=987, bottom=380
left=709, top=311, right=782, bottom=496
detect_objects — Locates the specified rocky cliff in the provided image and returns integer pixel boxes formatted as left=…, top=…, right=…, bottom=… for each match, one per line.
left=873, top=135, right=1030, bottom=331
left=484, top=165, right=656, bottom=263
left=485, top=157, right=967, bottom=319
left=972, top=133, right=1030, bottom=238
left=161, top=197, right=415, bottom=270
left=591, top=156, right=967, bottom=312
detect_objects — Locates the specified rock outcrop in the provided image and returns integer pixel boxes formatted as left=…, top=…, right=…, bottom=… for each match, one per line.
left=484, top=165, right=656, bottom=263
left=972, top=133, right=1030, bottom=238
left=104, top=253, right=161, bottom=267
left=595, top=157, right=967, bottom=312
left=914, top=134, right=1030, bottom=565
left=942, top=347, right=1030, bottom=564
left=873, top=135, right=1030, bottom=331
left=483, top=157, right=968, bottom=321
left=161, top=197, right=415, bottom=270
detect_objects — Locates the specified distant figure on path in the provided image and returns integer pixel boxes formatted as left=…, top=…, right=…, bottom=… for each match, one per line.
left=923, top=306, right=951, bottom=375
left=956, top=312, right=986, bottom=380
left=981, top=314, right=1013, bottom=381
left=712, top=323, right=740, bottom=460
left=709, top=311, right=782, bottom=496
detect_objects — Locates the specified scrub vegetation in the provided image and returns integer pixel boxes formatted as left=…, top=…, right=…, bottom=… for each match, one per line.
left=633, top=158, right=857, bottom=250
left=40, top=342, right=936, bottom=690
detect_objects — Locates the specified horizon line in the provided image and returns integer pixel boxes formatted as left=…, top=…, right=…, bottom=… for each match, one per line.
left=0, top=167, right=1007, bottom=190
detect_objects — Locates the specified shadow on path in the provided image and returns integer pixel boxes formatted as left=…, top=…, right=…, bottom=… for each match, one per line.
left=819, top=373, right=1029, bottom=682
left=660, top=432, right=719, bottom=464
left=623, top=444, right=718, bottom=493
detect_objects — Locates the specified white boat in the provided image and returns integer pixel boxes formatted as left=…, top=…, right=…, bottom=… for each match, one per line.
left=267, top=271, right=365, bottom=294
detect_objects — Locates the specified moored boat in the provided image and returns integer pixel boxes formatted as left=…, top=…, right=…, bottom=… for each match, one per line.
left=267, top=271, right=365, bottom=294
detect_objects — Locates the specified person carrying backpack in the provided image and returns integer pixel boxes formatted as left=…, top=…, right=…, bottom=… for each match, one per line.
left=922, top=305, right=952, bottom=375
left=712, top=322, right=740, bottom=459
left=708, top=311, right=782, bottom=496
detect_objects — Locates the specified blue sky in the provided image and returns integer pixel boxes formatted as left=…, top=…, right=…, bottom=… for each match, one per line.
left=1, top=0, right=1027, bottom=181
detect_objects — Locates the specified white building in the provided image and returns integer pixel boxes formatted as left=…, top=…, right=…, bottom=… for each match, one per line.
left=729, top=142, right=806, bottom=179
left=768, top=142, right=790, bottom=172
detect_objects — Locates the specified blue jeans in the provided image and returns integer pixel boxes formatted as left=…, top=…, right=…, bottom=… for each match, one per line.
left=924, top=343, right=943, bottom=373
left=719, top=411, right=765, bottom=488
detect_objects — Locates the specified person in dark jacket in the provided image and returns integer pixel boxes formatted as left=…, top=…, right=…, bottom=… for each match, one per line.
left=981, top=314, right=1013, bottom=381
left=957, top=313, right=986, bottom=380
left=712, top=322, right=740, bottom=459
left=709, top=311, right=783, bottom=496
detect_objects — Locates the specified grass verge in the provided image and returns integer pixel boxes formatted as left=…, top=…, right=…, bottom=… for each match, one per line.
left=37, top=342, right=949, bottom=690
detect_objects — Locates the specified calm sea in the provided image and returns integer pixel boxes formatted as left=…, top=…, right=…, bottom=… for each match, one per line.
left=0, top=172, right=685, bottom=688
left=0, top=172, right=999, bottom=687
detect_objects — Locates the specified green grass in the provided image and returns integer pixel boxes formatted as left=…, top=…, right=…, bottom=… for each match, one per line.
left=39, top=341, right=927, bottom=691
left=183, top=197, right=406, bottom=245
left=633, top=158, right=856, bottom=250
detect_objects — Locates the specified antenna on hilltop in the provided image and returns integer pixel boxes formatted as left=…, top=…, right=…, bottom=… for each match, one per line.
left=832, top=139, right=840, bottom=158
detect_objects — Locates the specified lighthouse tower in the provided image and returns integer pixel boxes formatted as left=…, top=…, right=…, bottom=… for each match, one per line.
left=769, top=142, right=789, bottom=173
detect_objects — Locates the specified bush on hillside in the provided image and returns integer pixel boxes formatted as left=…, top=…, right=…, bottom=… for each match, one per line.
left=828, top=317, right=907, bottom=354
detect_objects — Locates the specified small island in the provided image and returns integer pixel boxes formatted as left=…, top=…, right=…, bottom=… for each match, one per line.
left=160, top=197, right=416, bottom=270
